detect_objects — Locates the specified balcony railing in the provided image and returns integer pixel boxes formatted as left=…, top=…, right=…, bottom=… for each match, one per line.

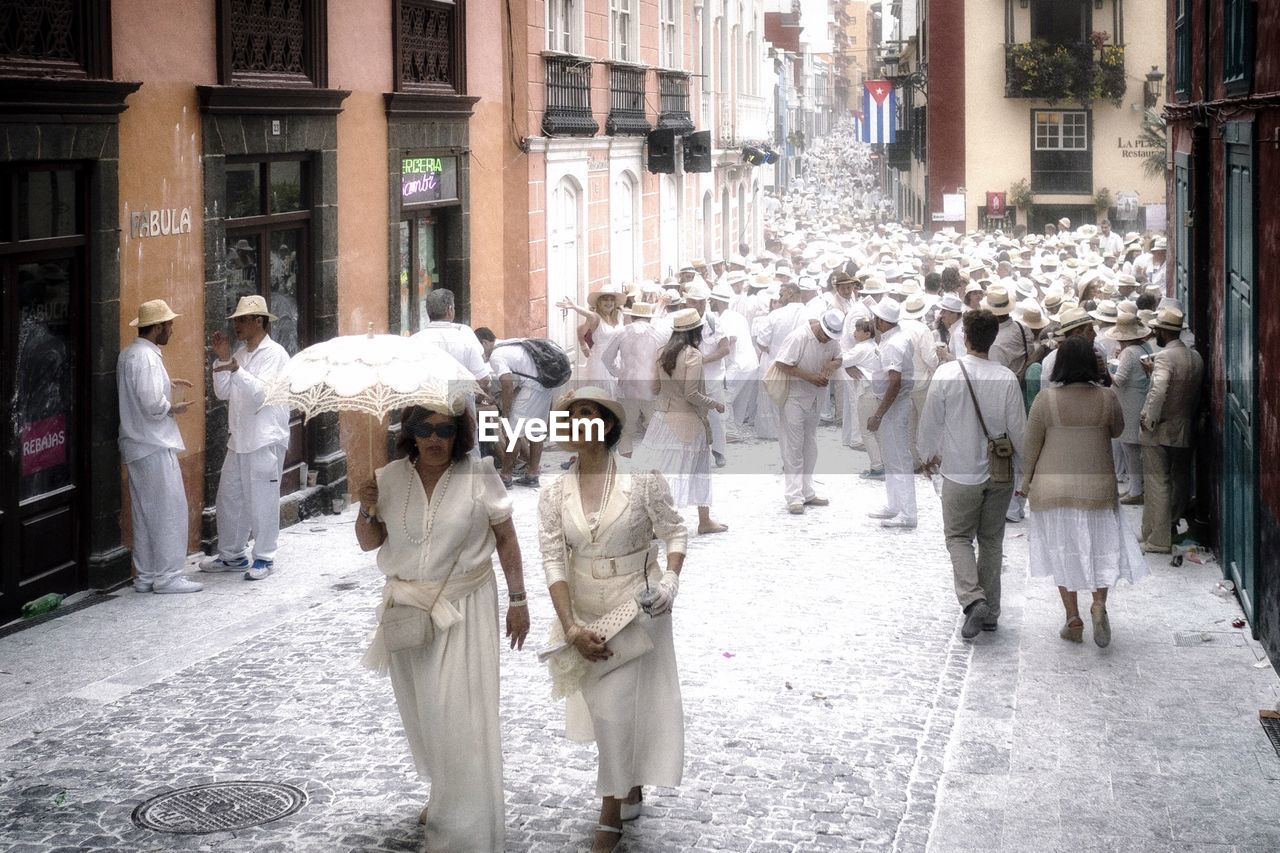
left=657, top=71, right=694, bottom=134
left=1004, top=41, right=1127, bottom=105
left=606, top=64, right=651, bottom=135
left=542, top=54, right=598, bottom=137
left=885, top=135, right=913, bottom=170
left=736, top=93, right=769, bottom=143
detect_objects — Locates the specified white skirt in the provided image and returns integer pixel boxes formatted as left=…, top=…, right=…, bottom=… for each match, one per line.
left=632, top=411, right=713, bottom=507
left=568, top=613, right=685, bottom=798
left=1028, top=506, right=1149, bottom=592
left=387, top=577, right=505, bottom=852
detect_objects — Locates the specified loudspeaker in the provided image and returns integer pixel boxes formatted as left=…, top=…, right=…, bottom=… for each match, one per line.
left=763, top=148, right=779, bottom=165
left=647, top=128, right=676, bottom=173
left=683, top=130, right=711, bottom=173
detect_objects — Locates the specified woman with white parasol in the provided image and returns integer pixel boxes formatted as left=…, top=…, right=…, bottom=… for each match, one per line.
left=265, top=331, right=528, bottom=849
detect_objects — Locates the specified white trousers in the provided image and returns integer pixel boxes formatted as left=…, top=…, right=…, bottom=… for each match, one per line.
left=708, top=380, right=727, bottom=456
left=730, top=371, right=757, bottom=426
left=215, top=444, right=285, bottom=562
left=127, top=449, right=189, bottom=586
left=908, top=382, right=929, bottom=470
left=878, top=397, right=917, bottom=522
left=855, top=390, right=884, bottom=469
left=779, top=394, right=820, bottom=505
left=1122, top=441, right=1145, bottom=497
left=619, top=397, right=654, bottom=456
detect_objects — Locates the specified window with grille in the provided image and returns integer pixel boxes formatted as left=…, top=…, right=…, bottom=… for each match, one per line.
left=1034, top=111, right=1088, bottom=150
left=610, top=0, right=636, bottom=63
left=0, top=0, right=112, bottom=78
left=546, top=0, right=582, bottom=53
left=217, top=0, right=327, bottom=87
left=1173, top=0, right=1190, bottom=100
left=659, top=0, right=679, bottom=69
left=394, top=0, right=464, bottom=94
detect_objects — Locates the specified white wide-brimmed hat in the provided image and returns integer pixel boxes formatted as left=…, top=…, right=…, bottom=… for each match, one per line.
left=227, top=294, right=278, bottom=321
left=1089, top=299, right=1120, bottom=324
left=1016, top=300, right=1050, bottom=330
left=669, top=307, right=704, bottom=332
left=130, top=298, right=180, bottom=327
left=1149, top=306, right=1186, bottom=332
left=623, top=301, right=657, bottom=318
left=871, top=297, right=901, bottom=324
left=709, top=283, right=735, bottom=303
left=818, top=309, right=844, bottom=339
left=980, top=285, right=1015, bottom=316
left=554, top=385, right=627, bottom=430
left=587, top=284, right=626, bottom=309
left=1106, top=313, right=1152, bottom=341
left=900, top=293, right=929, bottom=320
left=1054, top=306, right=1093, bottom=336
left=937, top=293, right=965, bottom=314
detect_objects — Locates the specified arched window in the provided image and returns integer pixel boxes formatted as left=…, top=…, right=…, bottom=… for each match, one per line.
left=548, top=176, right=584, bottom=352
left=720, top=187, right=732, bottom=261
left=611, top=171, right=639, bottom=286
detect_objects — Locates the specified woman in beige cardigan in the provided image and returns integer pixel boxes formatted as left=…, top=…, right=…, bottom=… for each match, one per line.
left=1020, top=337, right=1147, bottom=647
left=633, top=308, right=728, bottom=534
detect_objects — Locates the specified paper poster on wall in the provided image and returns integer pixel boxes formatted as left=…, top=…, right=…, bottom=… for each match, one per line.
left=942, top=193, right=965, bottom=220
left=21, top=414, right=68, bottom=476
left=1144, top=203, right=1167, bottom=233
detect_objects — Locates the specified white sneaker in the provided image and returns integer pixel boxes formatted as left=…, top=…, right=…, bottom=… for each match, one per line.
left=866, top=507, right=896, bottom=520
left=881, top=514, right=917, bottom=529
left=153, top=576, right=204, bottom=594
left=199, top=555, right=249, bottom=573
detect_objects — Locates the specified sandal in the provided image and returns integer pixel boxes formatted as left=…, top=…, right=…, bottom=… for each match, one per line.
left=697, top=522, right=729, bottom=535
left=1059, top=617, right=1084, bottom=643
left=1091, top=606, right=1111, bottom=648
left=592, top=823, right=623, bottom=853
left=620, top=788, right=643, bottom=822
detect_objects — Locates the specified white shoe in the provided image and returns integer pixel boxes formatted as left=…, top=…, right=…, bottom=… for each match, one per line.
left=881, top=514, right=917, bottom=529
left=153, top=576, right=204, bottom=594
left=866, top=507, right=896, bottom=520
left=1005, top=512, right=1024, bottom=523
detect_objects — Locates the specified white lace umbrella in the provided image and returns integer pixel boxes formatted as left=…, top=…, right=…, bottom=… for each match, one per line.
left=263, top=328, right=478, bottom=473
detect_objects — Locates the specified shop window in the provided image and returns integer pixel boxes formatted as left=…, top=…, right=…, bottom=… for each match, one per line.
left=217, top=0, right=328, bottom=87
left=0, top=0, right=112, bottom=79
left=1031, top=109, right=1091, bottom=194
left=394, top=0, right=466, bottom=94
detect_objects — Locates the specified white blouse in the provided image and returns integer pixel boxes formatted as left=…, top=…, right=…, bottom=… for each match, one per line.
left=374, top=455, right=513, bottom=583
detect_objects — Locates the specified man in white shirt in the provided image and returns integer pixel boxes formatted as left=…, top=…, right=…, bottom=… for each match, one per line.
left=200, top=295, right=291, bottom=581
left=687, top=281, right=732, bottom=465
left=600, top=302, right=669, bottom=456
left=1097, top=219, right=1125, bottom=257
left=866, top=298, right=918, bottom=529
left=118, top=300, right=202, bottom=594
left=708, top=283, right=758, bottom=443
left=410, top=288, right=491, bottom=382
left=900, top=293, right=940, bottom=471
left=490, top=339, right=554, bottom=486
left=772, top=310, right=843, bottom=514
left=919, top=309, right=1027, bottom=639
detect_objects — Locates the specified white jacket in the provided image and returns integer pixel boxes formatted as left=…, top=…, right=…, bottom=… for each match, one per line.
left=117, top=338, right=184, bottom=464
left=213, top=335, right=291, bottom=454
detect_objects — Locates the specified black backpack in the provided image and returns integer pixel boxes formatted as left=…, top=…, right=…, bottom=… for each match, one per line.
left=497, top=338, right=571, bottom=389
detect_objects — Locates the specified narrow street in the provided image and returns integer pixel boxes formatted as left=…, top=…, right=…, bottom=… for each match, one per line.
left=1, top=430, right=1276, bottom=852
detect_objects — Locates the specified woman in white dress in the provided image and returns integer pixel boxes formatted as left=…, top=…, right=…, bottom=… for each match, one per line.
left=1019, top=337, right=1147, bottom=648
left=538, top=386, right=688, bottom=853
left=1108, top=314, right=1153, bottom=504
left=355, top=405, right=530, bottom=851
left=634, top=308, right=728, bottom=535
left=559, top=285, right=625, bottom=394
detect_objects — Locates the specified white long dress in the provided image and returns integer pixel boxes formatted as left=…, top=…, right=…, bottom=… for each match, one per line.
left=538, top=463, right=687, bottom=799
left=367, top=454, right=512, bottom=852
left=585, top=315, right=624, bottom=394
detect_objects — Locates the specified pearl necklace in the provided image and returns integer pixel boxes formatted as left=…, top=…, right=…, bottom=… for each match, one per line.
left=401, top=460, right=455, bottom=546
left=577, top=456, right=616, bottom=540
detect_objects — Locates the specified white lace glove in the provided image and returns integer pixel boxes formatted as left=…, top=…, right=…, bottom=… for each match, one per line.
left=644, top=571, right=680, bottom=617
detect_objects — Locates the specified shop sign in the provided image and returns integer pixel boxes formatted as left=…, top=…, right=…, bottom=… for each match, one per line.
left=402, top=157, right=459, bottom=205
left=21, top=414, right=67, bottom=476
left=129, top=207, right=193, bottom=239
left=1116, top=136, right=1163, bottom=159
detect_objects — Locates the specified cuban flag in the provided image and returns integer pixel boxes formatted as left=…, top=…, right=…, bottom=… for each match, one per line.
left=861, top=80, right=897, bottom=144
left=851, top=111, right=864, bottom=141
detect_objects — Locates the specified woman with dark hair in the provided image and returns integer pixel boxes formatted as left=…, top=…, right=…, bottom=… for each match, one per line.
left=1019, top=336, right=1146, bottom=647
left=538, top=387, right=689, bottom=853
left=634, top=308, right=728, bottom=534
left=354, top=403, right=529, bottom=851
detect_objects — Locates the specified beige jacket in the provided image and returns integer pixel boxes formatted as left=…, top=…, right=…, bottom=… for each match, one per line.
left=653, top=346, right=716, bottom=443
left=1140, top=340, right=1204, bottom=448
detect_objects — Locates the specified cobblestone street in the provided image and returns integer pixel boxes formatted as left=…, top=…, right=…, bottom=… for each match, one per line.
left=1, top=429, right=1277, bottom=852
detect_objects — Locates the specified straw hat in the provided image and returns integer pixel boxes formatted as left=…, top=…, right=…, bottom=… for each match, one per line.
left=554, top=385, right=626, bottom=430
left=1149, top=306, right=1186, bottom=332
left=1089, top=299, right=1120, bottom=324
left=871, top=297, right=901, bottom=324
left=623, top=301, right=657, bottom=318
left=669, top=307, right=704, bottom=332
left=937, top=293, right=965, bottom=315
left=708, top=283, right=735, bottom=303
left=980, top=285, right=1015, bottom=316
left=900, top=293, right=929, bottom=320
left=587, top=284, right=625, bottom=309
left=129, top=298, right=180, bottom=328
left=861, top=276, right=889, bottom=296
left=1054, top=306, right=1093, bottom=336
left=1013, top=299, right=1049, bottom=330
left=1106, top=313, right=1151, bottom=342
left=227, top=294, right=278, bottom=321
left=684, top=280, right=711, bottom=301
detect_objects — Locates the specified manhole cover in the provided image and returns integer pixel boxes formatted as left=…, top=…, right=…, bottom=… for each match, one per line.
left=132, top=781, right=306, bottom=834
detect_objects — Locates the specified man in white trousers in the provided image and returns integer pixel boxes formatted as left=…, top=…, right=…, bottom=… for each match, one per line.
left=866, top=297, right=918, bottom=529
left=600, top=301, right=668, bottom=456
left=200, top=295, right=291, bottom=581
left=773, top=310, right=843, bottom=514
left=686, top=280, right=732, bottom=466
left=118, top=300, right=202, bottom=594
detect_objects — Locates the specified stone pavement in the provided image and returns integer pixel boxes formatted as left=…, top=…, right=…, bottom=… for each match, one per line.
left=0, top=426, right=1277, bottom=852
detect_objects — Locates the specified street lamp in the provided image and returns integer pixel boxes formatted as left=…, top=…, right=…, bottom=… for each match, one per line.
left=1144, top=66, right=1165, bottom=109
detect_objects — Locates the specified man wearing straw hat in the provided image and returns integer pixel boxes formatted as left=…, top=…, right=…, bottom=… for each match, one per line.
left=1138, top=307, right=1204, bottom=554
left=599, top=301, right=669, bottom=456
left=118, top=300, right=202, bottom=594
left=866, top=298, right=918, bottom=529
left=200, top=295, right=291, bottom=581
left=772, top=310, right=844, bottom=514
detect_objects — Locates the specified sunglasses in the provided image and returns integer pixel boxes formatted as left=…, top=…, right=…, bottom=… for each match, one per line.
left=410, top=421, right=457, bottom=439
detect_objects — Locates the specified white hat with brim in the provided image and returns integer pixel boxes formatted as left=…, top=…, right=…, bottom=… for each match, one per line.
left=900, top=293, right=929, bottom=320
left=709, top=283, right=735, bottom=303
left=1054, top=306, right=1093, bottom=336
left=819, top=309, right=844, bottom=340
left=871, top=297, right=901, bottom=324
left=683, top=280, right=712, bottom=301
left=587, top=285, right=626, bottom=309
left=554, top=385, right=627, bottom=431
left=130, top=298, right=180, bottom=327
left=1149, top=306, right=1186, bottom=333
left=860, top=277, right=889, bottom=296
left=1089, top=299, right=1120, bottom=324
left=1106, top=315, right=1152, bottom=341
left=227, top=294, right=278, bottom=321
left=1016, top=300, right=1051, bottom=330
left=938, top=293, right=965, bottom=314
left=980, top=285, right=1015, bottom=316
left=623, top=301, right=657, bottom=318
left=669, top=307, right=704, bottom=333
